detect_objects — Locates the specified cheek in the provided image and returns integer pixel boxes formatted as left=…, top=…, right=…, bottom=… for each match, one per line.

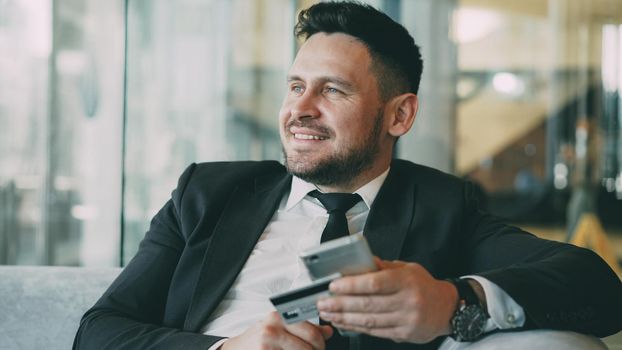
left=332, top=123, right=357, bottom=145
left=337, top=110, right=367, bottom=134
left=278, top=105, right=290, bottom=126
left=340, top=119, right=378, bottom=146
left=278, top=96, right=293, bottom=117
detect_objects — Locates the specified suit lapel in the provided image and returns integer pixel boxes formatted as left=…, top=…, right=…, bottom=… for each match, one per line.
left=359, top=164, right=418, bottom=350
left=364, top=164, right=417, bottom=261
left=184, top=172, right=292, bottom=331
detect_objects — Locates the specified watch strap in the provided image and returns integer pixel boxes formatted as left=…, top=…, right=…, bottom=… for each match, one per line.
left=446, top=278, right=480, bottom=307
left=446, top=278, right=490, bottom=342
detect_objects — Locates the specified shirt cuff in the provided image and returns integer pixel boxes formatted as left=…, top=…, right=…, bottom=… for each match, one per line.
left=207, top=338, right=229, bottom=350
left=463, top=275, right=525, bottom=330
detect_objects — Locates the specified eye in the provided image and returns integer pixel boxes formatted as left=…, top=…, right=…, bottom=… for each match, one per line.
left=290, top=84, right=304, bottom=94
left=324, top=86, right=341, bottom=94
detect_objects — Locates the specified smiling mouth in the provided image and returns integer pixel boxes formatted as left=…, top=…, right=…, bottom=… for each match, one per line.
left=294, top=133, right=328, bottom=141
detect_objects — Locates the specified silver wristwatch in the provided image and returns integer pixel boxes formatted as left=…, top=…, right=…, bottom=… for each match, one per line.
left=446, top=278, right=489, bottom=342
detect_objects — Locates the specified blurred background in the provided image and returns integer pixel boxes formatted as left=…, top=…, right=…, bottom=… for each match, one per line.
left=0, top=0, right=621, bottom=270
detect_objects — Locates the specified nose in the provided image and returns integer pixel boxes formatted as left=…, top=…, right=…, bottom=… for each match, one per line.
left=290, top=91, right=320, bottom=120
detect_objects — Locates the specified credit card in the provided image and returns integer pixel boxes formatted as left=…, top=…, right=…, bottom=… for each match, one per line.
left=269, top=273, right=341, bottom=324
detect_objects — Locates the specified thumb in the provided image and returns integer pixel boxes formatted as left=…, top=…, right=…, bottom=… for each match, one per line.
left=319, top=325, right=334, bottom=340
left=375, top=257, right=406, bottom=270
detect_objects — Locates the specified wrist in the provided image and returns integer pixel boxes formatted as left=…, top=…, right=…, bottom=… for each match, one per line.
left=442, top=279, right=460, bottom=336
left=445, top=277, right=490, bottom=342
left=466, top=279, right=487, bottom=313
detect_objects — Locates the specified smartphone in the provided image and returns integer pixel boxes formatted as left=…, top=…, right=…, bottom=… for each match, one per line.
left=300, top=233, right=377, bottom=280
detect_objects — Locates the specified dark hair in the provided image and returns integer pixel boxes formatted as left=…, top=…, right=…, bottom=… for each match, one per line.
left=295, top=1, right=423, bottom=99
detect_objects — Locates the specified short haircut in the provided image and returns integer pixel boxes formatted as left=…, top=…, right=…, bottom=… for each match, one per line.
left=294, top=1, right=423, bottom=100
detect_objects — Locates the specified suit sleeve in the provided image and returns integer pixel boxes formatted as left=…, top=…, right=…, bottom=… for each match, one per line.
left=459, top=181, right=622, bottom=338
left=73, top=163, right=224, bottom=349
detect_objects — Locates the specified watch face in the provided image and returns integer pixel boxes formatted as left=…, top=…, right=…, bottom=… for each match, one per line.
left=451, top=304, right=488, bottom=342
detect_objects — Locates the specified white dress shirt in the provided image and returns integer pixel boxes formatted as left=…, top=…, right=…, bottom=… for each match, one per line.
left=203, top=169, right=524, bottom=349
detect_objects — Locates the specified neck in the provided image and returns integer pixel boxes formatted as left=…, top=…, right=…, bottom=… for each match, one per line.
left=316, top=163, right=390, bottom=193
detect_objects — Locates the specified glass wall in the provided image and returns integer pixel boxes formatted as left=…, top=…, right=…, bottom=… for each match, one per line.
left=455, top=0, right=622, bottom=239
left=0, top=0, right=124, bottom=266
left=122, top=0, right=295, bottom=262
left=1, top=0, right=620, bottom=267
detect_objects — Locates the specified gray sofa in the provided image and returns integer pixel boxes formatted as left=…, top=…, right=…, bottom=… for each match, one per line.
left=0, top=266, right=121, bottom=350
left=0, top=265, right=615, bottom=350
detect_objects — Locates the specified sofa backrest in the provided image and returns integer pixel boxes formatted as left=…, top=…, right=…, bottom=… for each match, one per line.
left=0, top=265, right=121, bottom=350
left=0, top=265, right=616, bottom=350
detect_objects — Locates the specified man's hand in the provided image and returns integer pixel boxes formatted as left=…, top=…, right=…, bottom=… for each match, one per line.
left=221, top=311, right=333, bottom=350
left=316, top=258, right=458, bottom=344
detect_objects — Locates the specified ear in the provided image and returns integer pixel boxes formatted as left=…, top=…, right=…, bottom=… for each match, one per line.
left=386, top=93, right=418, bottom=137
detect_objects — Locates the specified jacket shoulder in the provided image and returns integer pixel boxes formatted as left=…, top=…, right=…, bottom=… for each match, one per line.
left=174, top=160, right=286, bottom=200
left=392, top=159, right=464, bottom=187
left=390, top=159, right=473, bottom=207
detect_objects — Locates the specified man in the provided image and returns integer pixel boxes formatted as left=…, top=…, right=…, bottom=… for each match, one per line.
left=74, top=2, right=622, bottom=350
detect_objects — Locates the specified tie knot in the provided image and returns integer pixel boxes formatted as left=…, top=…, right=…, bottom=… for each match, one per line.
left=309, top=190, right=361, bottom=214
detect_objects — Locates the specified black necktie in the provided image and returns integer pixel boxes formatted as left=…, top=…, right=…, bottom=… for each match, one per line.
left=309, top=190, right=362, bottom=243
left=309, top=190, right=361, bottom=350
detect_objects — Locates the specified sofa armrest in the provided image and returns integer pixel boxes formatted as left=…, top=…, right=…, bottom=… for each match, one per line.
left=0, top=266, right=121, bottom=350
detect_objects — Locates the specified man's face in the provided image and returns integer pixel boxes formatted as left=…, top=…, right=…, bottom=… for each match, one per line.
left=279, top=33, right=392, bottom=189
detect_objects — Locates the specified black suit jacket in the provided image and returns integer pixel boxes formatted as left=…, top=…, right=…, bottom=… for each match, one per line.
left=74, top=160, right=622, bottom=349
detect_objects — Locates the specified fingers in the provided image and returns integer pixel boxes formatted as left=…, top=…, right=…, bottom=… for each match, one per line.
left=267, top=327, right=314, bottom=350
left=318, top=325, right=334, bottom=340
left=376, top=259, right=406, bottom=269
left=315, top=261, right=457, bottom=344
left=263, top=313, right=316, bottom=350
left=320, top=310, right=402, bottom=329
left=222, top=311, right=333, bottom=349
left=285, top=320, right=331, bottom=350
left=329, top=322, right=413, bottom=343
left=318, top=293, right=402, bottom=313
left=329, top=258, right=416, bottom=295
left=329, top=269, right=400, bottom=295
left=224, top=311, right=327, bottom=350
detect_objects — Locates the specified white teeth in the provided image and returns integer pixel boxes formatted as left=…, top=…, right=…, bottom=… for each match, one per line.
left=294, top=133, right=327, bottom=140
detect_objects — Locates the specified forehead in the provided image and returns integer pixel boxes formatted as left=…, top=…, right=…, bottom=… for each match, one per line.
left=289, top=32, right=374, bottom=83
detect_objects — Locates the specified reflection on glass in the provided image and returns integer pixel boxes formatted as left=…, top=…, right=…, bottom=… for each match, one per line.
left=600, top=24, right=621, bottom=199
left=123, top=0, right=294, bottom=262
left=457, top=0, right=622, bottom=231
left=0, top=0, right=124, bottom=266
left=2, top=0, right=619, bottom=267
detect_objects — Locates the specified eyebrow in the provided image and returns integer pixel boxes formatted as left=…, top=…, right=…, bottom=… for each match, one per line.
left=287, top=75, right=356, bottom=91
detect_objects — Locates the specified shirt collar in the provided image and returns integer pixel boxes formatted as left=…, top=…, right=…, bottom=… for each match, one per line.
left=285, top=167, right=391, bottom=211
left=285, top=176, right=319, bottom=211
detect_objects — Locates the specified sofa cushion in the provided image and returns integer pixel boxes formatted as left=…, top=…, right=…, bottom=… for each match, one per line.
left=0, top=266, right=120, bottom=350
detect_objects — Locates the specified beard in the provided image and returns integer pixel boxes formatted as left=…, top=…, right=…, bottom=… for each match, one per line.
left=283, top=110, right=384, bottom=188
